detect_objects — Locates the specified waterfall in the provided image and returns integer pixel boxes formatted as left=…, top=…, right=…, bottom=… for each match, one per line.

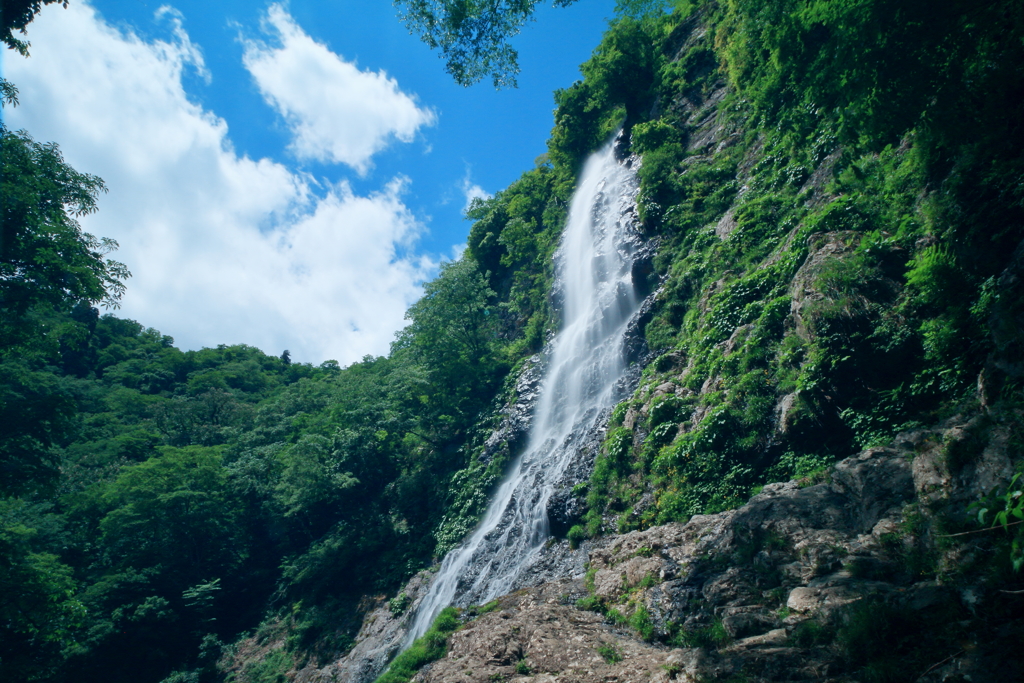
left=405, top=139, right=643, bottom=643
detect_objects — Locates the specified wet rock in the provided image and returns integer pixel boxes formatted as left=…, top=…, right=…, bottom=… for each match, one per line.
left=719, top=324, right=752, bottom=357
left=785, top=583, right=860, bottom=615
left=720, top=611, right=778, bottom=639
left=480, top=355, right=546, bottom=465
left=622, top=285, right=659, bottom=365
left=325, top=396, right=1021, bottom=683
left=987, top=238, right=1024, bottom=382
left=509, top=540, right=590, bottom=592
left=630, top=236, right=660, bottom=297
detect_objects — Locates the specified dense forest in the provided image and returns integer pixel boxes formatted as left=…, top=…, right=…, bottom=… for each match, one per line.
left=3, top=1, right=1023, bottom=682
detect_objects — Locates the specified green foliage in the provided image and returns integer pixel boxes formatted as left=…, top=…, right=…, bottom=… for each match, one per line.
left=240, top=647, right=292, bottom=683
left=98, top=445, right=239, bottom=580
left=548, top=15, right=669, bottom=173
left=0, top=359, right=77, bottom=495
left=394, top=256, right=505, bottom=424
left=0, top=126, right=131, bottom=497
left=0, top=283, right=522, bottom=682
left=374, top=607, right=460, bottom=683
left=769, top=1, right=1020, bottom=147
left=764, top=451, right=833, bottom=485
left=972, top=473, right=1024, bottom=572
left=580, top=17, right=664, bottom=124
left=670, top=618, right=730, bottom=649
left=567, top=524, right=587, bottom=549
left=0, top=498, right=85, bottom=682
left=5, top=3, right=1024, bottom=682
left=596, top=643, right=622, bottom=663
left=834, top=599, right=921, bottom=681
left=576, top=594, right=605, bottom=614
left=466, top=165, right=563, bottom=355
left=467, top=599, right=500, bottom=617
left=788, top=619, right=831, bottom=648
left=389, top=592, right=411, bottom=616
left=394, top=0, right=578, bottom=87
left=1, top=126, right=128, bottom=332
left=629, top=602, right=655, bottom=641
left=2, top=0, right=67, bottom=54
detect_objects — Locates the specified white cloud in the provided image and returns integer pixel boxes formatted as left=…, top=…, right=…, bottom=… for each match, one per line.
left=5, top=1, right=434, bottom=364
left=242, top=3, right=436, bottom=174
left=460, top=172, right=491, bottom=214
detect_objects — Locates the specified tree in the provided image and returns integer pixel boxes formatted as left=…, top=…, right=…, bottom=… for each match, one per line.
left=394, top=0, right=672, bottom=88
left=1, top=126, right=129, bottom=347
left=98, top=446, right=240, bottom=584
left=0, top=361, right=76, bottom=495
left=2, top=0, right=67, bottom=55
left=393, top=257, right=502, bottom=427
left=1, top=126, right=129, bottom=493
left=0, top=498, right=85, bottom=682
left=394, top=0, right=579, bottom=87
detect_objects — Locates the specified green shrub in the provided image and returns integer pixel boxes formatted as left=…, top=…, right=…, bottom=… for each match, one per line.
left=241, top=648, right=292, bottom=683
left=789, top=619, right=832, bottom=648
left=467, top=600, right=501, bottom=616
left=576, top=595, right=606, bottom=614
left=567, top=524, right=587, bottom=550
left=597, top=643, right=623, bottom=664
left=670, top=619, right=730, bottom=649
left=389, top=592, right=410, bottom=616
left=629, top=603, right=655, bottom=641
left=374, top=607, right=461, bottom=683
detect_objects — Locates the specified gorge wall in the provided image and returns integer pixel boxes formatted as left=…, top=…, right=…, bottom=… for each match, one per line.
left=6, top=3, right=1022, bottom=683
left=262, top=3, right=1024, bottom=679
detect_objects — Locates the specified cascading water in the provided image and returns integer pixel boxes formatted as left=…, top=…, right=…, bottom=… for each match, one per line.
left=406, top=139, right=644, bottom=643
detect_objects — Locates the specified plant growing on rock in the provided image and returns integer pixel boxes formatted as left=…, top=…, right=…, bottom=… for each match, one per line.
left=597, top=643, right=622, bottom=664
left=972, top=473, right=1024, bottom=571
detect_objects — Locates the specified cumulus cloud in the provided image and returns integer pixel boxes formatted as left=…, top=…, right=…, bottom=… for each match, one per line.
left=5, top=1, right=434, bottom=364
left=460, top=172, right=491, bottom=213
left=242, top=4, right=436, bottom=173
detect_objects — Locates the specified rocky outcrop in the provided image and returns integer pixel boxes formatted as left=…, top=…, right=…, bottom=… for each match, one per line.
left=788, top=231, right=862, bottom=342
left=479, top=354, right=546, bottom=465
left=407, top=422, right=1021, bottom=683
left=294, top=571, right=436, bottom=683
left=412, top=580, right=688, bottom=683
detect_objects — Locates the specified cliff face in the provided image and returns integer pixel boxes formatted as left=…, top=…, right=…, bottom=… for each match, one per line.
left=320, top=408, right=1020, bottom=683
left=229, top=5, right=1024, bottom=682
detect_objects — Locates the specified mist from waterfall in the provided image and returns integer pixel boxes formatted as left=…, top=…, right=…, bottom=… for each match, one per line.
left=405, top=140, right=643, bottom=643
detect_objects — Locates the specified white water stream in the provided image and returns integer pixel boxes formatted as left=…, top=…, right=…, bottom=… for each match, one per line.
left=405, top=141, right=643, bottom=642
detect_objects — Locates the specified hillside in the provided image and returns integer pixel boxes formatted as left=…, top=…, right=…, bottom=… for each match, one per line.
left=2, top=1, right=1023, bottom=682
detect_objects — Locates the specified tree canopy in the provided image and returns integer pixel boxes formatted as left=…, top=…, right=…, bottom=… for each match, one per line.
left=394, top=0, right=579, bottom=87
left=1, top=0, right=67, bottom=54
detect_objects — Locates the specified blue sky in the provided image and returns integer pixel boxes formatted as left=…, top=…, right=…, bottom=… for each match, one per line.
left=2, top=0, right=617, bottom=363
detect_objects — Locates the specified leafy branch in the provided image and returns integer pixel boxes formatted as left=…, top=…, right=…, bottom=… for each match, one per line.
left=970, top=473, right=1024, bottom=571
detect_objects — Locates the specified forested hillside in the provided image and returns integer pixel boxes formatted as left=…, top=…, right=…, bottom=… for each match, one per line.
left=3, top=1, right=1023, bottom=682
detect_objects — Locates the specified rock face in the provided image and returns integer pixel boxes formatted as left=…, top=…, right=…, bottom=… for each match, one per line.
left=294, top=571, right=436, bottom=683
left=296, top=414, right=1021, bottom=683
left=406, top=430, right=1021, bottom=683
left=412, top=580, right=688, bottom=683
left=479, top=354, right=547, bottom=466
